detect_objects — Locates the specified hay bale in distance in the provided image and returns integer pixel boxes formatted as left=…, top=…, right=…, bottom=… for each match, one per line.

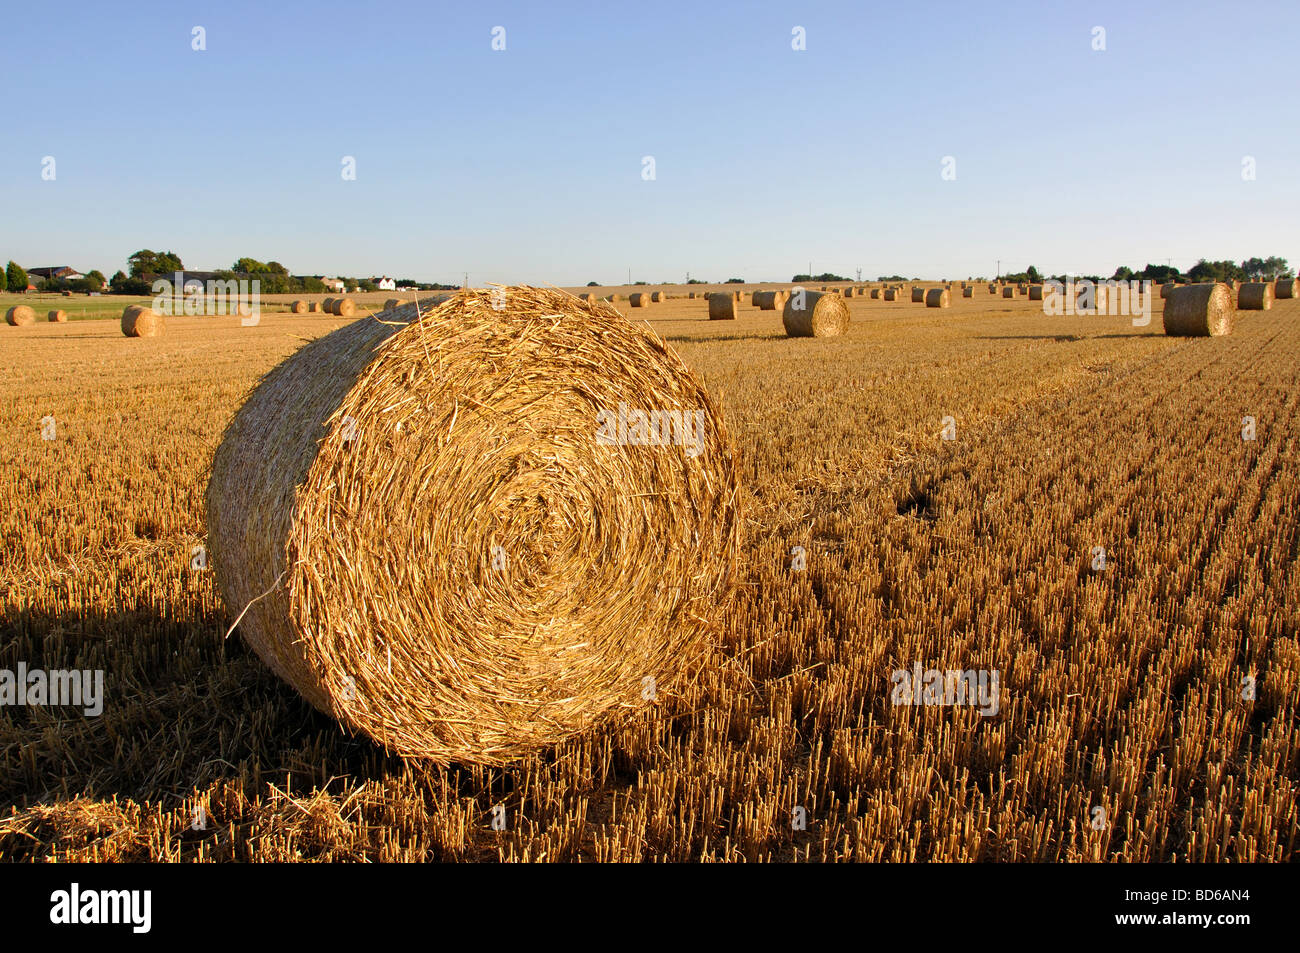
left=1002, top=286, right=1015, bottom=298
left=629, top=292, right=650, bottom=308
left=205, top=286, right=741, bottom=763
left=688, top=292, right=697, bottom=299
left=751, top=290, right=788, bottom=311
left=651, top=291, right=665, bottom=303
left=1164, top=283, right=1235, bottom=337
left=911, top=287, right=925, bottom=303
left=334, top=298, right=356, bottom=317
left=578, top=292, right=597, bottom=303
left=322, top=298, right=335, bottom=314
left=988, top=283, right=997, bottom=293
left=1275, top=278, right=1296, bottom=300
left=926, top=288, right=951, bottom=308
left=5, top=305, right=36, bottom=326
left=309, top=302, right=321, bottom=313
left=843, top=287, right=855, bottom=298
left=884, top=288, right=898, bottom=301
left=870, top=288, right=880, bottom=299
left=962, top=287, right=973, bottom=298
left=1028, top=285, right=1044, bottom=301
left=708, top=294, right=738, bottom=320
left=783, top=290, right=850, bottom=337
left=291, top=300, right=309, bottom=314
left=121, top=305, right=164, bottom=337
left=48, top=309, right=68, bottom=322
left=1238, top=282, right=1273, bottom=311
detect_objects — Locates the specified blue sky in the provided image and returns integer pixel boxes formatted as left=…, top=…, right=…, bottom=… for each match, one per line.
left=3, top=0, right=1296, bottom=284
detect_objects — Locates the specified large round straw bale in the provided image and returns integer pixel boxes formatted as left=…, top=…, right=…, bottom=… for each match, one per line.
left=962, top=286, right=973, bottom=298
left=5, top=305, right=36, bottom=326
left=309, top=302, right=321, bottom=313
left=651, top=291, right=665, bottom=303
left=910, top=287, right=925, bottom=303
left=604, top=293, right=622, bottom=303
left=578, top=292, right=597, bottom=303
left=291, top=300, right=309, bottom=314
left=1160, top=283, right=1174, bottom=299
left=121, top=305, right=164, bottom=337
left=322, top=298, right=335, bottom=313
left=870, top=288, right=880, bottom=299
left=1163, top=283, right=1235, bottom=337
left=926, top=288, right=951, bottom=308
left=783, top=290, right=849, bottom=337
left=843, top=287, right=855, bottom=298
left=884, top=288, right=898, bottom=301
left=334, top=297, right=356, bottom=317
left=48, top=309, right=68, bottom=322
left=708, top=294, right=738, bottom=320
left=1028, top=285, right=1044, bottom=301
left=1238, top=282, right=1273, bottom=310
left=629, top=292, right=650, bottom=308
left=751, top=290, right=788, bottom=311
left=1002, top=286, right=1015, bottom=298
left=1275, top=278, right=1296, bottom=299
left=988, top=283, right=996, bottom=293
left=205, top=287, right=741, bottom=764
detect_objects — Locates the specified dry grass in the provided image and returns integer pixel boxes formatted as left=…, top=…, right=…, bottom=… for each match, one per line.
left=0, top=290, right=1296, bottom=862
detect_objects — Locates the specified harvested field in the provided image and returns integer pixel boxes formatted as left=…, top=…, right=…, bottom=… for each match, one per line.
left=1, top=289, right=1297, bottom=863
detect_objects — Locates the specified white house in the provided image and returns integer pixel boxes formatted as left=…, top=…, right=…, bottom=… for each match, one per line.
left=371, top=275, right=396, bottom=291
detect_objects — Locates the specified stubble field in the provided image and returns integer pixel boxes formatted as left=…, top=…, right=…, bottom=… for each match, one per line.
left=1, top=288, right=1295, bottom=861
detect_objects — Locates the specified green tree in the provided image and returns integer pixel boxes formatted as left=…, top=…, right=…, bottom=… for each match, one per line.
left=0, top=263, right=6, bottom=292
left=128, top=249, right=183, bottom=277
left=1112, top=265, right=1134, bottom=281
left=1026, top=265, right=1041, bottom=282
left=6, top=261, right=28, bottom=293
left=85, top=270, right=106, bottom=291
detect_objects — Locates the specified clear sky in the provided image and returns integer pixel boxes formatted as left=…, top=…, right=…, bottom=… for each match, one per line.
left=3, top=0, right=1296, bottom=284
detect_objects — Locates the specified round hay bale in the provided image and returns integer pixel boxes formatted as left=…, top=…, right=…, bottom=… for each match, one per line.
left=578, top=292, right=597, bottom=303
left=5, top=305, right=36, bottom=327
left=1160, top=283, right=1175, bottom=299
left=1238, top=282, right=1273, bottom=311
left=688, top=292, right=697, bottom=299
left=843, top=287, right=855, bottom=298
left=1002, top=286, right=1015, bottom=298
left=629, top=292, right=650, bottom=308
left=884, top=288, right=898, bottom=301
left=962, top=286, right=974, bottom=298
left=910, top=287, right=925, bottom=303
left=1164, top=283, right=1235, bottom=337
left=751, top=290, right=788, bottom=311
left=309, top=302, right=321, bottom=313
left=205, top=287, right=740, bottom=764
left=1028, top=285, right=1044, bottom=301
left=651, top=291, right=665, bottom=303
left=291, top=300, right=309, bottom=314
left=708, top=294, right=738, bottom=320
left=782, top=290, right=850, bottom=337
left=335, top=297, right=356, bottom=317
left=988, top=283, right=997, bottom=293
left=926, top=288, right=951, bottom=308
left=604, top=293, right=622, bottom=303
left=870, top=288, right=880, bottom=299
left=121, top=305, right=164, bottom=337
left=1275, top=278, right=1296, bottom=299
left=48, top=309, right=68, bottom=323
left=322, top=298, right=336, bottom=313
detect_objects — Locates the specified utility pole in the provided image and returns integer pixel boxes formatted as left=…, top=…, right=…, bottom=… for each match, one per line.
left=856, top=267, right=862, bottom=282
left=997, top=259, right=1001, bottom=280
left=628, top=267, right=631, bottom=285
left=463, top=272, right=468, bottom=289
